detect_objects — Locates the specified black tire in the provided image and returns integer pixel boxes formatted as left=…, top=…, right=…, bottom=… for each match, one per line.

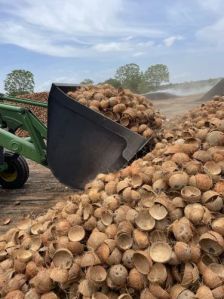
left=0, top=152, right=29, bottom=189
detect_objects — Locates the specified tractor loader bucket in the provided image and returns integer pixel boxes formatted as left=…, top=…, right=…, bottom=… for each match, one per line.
left=47, top=84, right=150, bottom=189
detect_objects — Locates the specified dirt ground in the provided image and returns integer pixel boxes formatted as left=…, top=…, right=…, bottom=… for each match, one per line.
left=0, top=161, right=75, bottom=234
left=0, top=93, right=204, bottom=234
left=150, top=93, right=203, bottom=118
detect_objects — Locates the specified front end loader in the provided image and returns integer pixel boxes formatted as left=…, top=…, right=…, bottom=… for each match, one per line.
left=0, top=84, right=150, bottom=189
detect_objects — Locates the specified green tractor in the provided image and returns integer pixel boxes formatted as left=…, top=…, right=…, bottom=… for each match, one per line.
left=0, top=84, right=150, bottom=190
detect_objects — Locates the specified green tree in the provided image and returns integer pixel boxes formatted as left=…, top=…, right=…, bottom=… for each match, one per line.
left=103, top=78, right=122, bottom=88
left=4, top=70, right=34, bottom=96
left=137, top=74, right=153, bottom=94
left=115, top=63, right=142, bottom=92
left=144, top=64, right=169, bottom=89
left=80, top=79, right=94, bottom=85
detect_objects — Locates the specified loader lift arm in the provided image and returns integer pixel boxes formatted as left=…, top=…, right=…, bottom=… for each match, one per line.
left=0, top=95, right=48, bottom=188
left=0, top=95, right=48, bottom=166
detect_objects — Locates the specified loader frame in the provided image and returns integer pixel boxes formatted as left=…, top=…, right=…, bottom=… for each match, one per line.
left=0, top=95, right=48, bottom=171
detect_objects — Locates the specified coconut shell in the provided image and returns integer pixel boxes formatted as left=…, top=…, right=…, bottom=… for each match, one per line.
left=87, top=231, right=107, bottom=250
left=149, top=284, right=170, bottom=299
left=16, top=219, right=32, bottom=232
left=30, top=270, right=53, bottom=294
left=133, top=229, right=148, bottom=249
left=206, top=131, right=224, bottom=146
left=174, top=242, right=191, bottom=262
left=212, top=218, right=224, bottom=236
left=93, top=292, right=109, bottom=299
left=15, top=249, right=33, bottom=263
left=117, top=220, right=133, bottom=235
left=169, top=172, right=189, bottom=190
left=67, top=241, right=84, bottom=255
left=204, top=161, right=221, bottom=176
left=96, top=243, right=110, bottom=262
left=169, top=284, right=186, bottom=299
left=14, top=259, right=26, bottom=274
left=87, top=265, right=107, bottom=285
left=108, top=264, right=128, bottom=286
left=148, top=263, right=167, bottom=285
left=5, top=290, right=25, bottom=299
left=135, top=210, right=155, bottom=231
left=118, top=294, right=132, bottom=299
left=181, top=262, right=199, bottom=287
left=214, top=180, right=224, bottom=194
left=189, top=174, right=213, bottom=191
left=193, top=150, right=212, bottom=162
left=79, top=252, right=101, bottom=267
left=26, top=261, right=39, bottom=278
left=202, top=191, right=223, bottom=211
left=133, top=251, right=152, bottom=274
left=52, top=248, right=73, bottom=269
left=172, top=217, right=193, bottom=242
left=197, top=254, right=217, bottom=273
left=171, top=153, right=190, bottom=165
left=101, top=210, right=113, bottom=226
left=140, top=289, right=157, bottom=299
left=127, top=268, right=145, bottom=290
left=122, top=249, right=134, bottom=269
left=199, top=231, right=224, bottom=256
left=40, top=292, right=58, bottom=299
left=196, top=285, right=214, bottom=299
left=149, top=204, right=168, bottom=220
left=116, top=232, right=133, bottom=251
left=149, top=242, right=172, bottom=263
left=181, top=186, right=201, bottom=203
left=107, top=248, right=122, bottom=265
left=50, top=268, right=68, bottom=283
left=78, top=279, right=96, bottom=297
left=202, top=265, right=223, bottom=289
left=212, top=285, right=224, bottom=299
left=184, top=160, right=202, bottom=175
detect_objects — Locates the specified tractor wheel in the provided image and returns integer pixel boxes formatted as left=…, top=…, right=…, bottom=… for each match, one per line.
left=0, top=152, right=29, bottom=189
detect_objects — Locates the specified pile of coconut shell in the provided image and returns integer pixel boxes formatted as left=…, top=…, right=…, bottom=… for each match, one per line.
left=15, top=92, right=48, bottom=137
left=68, top=84, right=163, bottom=139
left=17, top=92, right=48, bottom=125
left=2, top=97, right=224, bottom=298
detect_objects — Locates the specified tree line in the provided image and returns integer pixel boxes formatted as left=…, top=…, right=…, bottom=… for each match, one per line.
left=3, top=63, right=169, bottom=96
left=81, top=63, right=169, bottom=93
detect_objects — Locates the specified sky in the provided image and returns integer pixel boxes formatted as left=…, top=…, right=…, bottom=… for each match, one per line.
left=0, top=0, right=224, bottom=92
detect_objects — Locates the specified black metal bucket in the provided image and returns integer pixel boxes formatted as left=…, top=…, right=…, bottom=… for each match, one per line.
left=47, top=83, right=150, bottom=189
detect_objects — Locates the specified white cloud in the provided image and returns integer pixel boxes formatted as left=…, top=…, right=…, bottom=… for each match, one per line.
left=163, top=36, right=183, bottom=47
left=122, top=36, right=134, bottom=41
left=196, top=18, right=224, bottom=47
left=93, top=39, right=156, bottom=53
left=197, top=0, right=224, bottom=13
left=93, top=42, right=129, bottom=52
left=0, top=0, right=164, bottom=57
left=132, top=52, right=144, bottom=57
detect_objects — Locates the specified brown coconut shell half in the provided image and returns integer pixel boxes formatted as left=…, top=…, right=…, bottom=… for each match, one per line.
left=52, top=248, right=73, bottom=269
left=212, top=217, right=224, bottom=236
left=133, top=251, right=152, bottom=274
left=148, top=263, right=167, bottom=285
left=181, top=186, right=201, bottom=203
left=68, top=226, right=85, bottom=242
left=108, top=264, right=128, bottom=286
left=199, top=231, right=224, bottom=256
left=196, top=285, right=214, bottom=299
left=149, top=204, right=168, bottom=220
left=149, top=242, right=172, bottom=263
left=135, top=210, right=155, bottom=231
